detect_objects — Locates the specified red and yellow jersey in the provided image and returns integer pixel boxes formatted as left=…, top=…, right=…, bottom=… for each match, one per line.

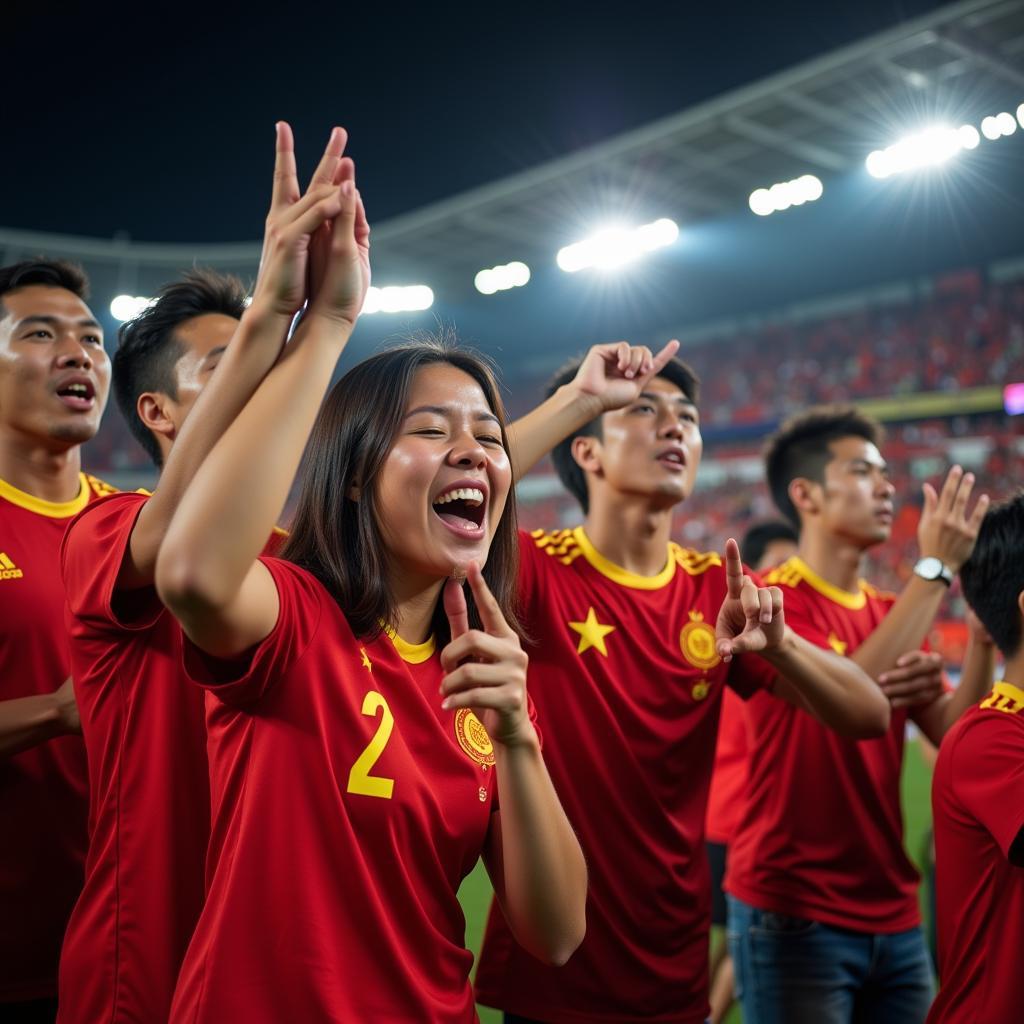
left=726, top=555, right=920, bottom=933
left=705, top=687, right=751, bottom=844
left=0, top=472, right=115, bottom=1001
left=170, top=557, right=498, bottom=1024
left=475, top=527, right=776, bottom=1024
left=58, top=492, right=210, bottom=1023
left=927, top=682, right=1024, bottom=1024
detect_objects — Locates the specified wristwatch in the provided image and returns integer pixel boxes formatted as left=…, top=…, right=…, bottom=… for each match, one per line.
left=913, top=557, right=954, bottom=587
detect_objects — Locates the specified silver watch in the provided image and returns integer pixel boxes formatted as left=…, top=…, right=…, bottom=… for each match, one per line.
left=913, top=557, right=954, bottom=587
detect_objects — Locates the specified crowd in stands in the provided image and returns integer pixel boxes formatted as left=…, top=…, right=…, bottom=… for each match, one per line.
left=687, top=269, right=1024, bottom=426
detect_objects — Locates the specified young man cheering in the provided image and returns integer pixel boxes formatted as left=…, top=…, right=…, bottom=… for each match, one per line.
left=475, top=348, right=889, bottom=1024
left=0, top=260, right=113, bottom=1022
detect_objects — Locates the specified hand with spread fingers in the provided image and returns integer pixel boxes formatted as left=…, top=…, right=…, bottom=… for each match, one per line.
left=439, top=563, right=533, bottom=747
left=250, top=122, right=352, bottom=322
left=918, top=465, right=990, bottom=572
left=715, top=538, right=785, bottom=662
left=569, top=339, right=681, bottom=413
left=878, top=650, right=945, bottom=708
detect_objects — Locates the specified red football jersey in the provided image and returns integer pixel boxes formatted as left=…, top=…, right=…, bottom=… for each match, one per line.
left=475, top=527, right=776, bottom=1024
left=927, top=682, right=1024, bottom=1024
left=705, top=687, right=751, bottom=844
left=57, top=492, right=209, bottom=1023
left=169, top=556, right=498, bottom=1023
left=0, top=472, right=114, bottom=1001
left=725, top=555, right=920, bottom=933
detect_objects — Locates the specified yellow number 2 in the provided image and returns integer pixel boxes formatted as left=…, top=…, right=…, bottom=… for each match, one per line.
left=346, top=691, right=396, bottom=799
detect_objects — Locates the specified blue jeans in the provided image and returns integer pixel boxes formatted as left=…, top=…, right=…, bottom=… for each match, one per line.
left=726, top=894, right=934, bottom=1024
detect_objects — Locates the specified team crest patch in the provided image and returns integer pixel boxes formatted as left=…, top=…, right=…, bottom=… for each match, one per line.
left=680, top=610, right=720, bottom=670
left=454, top=709, right=495, bottom=766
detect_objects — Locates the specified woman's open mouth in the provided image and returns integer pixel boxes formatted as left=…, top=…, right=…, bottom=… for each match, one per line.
left=432, top=485, right=487, bottom=538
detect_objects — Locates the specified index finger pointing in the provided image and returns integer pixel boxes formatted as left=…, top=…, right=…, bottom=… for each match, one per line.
left=724, top=538, right=745, bottom=599
left=649, top=339, right=680, bottom=375
left=465, top=562, right=510, bottom=636
left=443, top=577, right=470, bottom=640
left=271, top=121, right=300, bottom=209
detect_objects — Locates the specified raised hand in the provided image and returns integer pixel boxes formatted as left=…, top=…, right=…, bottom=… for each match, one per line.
left=918, top=465, right=989, bottom=572
left=878, top=650, right=945, bottom=708
left=305, top=156, right=371, bottom=329
left=250, top=122, right=349, bottom=320
left=715, top=538, right=785, bottom=662
left=570, top=339, right=680, bottom=413
left=439, top=563, right=532, bottom=746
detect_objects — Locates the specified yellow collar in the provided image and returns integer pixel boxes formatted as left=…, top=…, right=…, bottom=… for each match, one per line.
left=0, top=472, right=91, bottom=518
left=380, top=623, right=436, bottom=664
left=573, top=526, right=676, bottom=590
left=786, top=556, right=867, bottom=610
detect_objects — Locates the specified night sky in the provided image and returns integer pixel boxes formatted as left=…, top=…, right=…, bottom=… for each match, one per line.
left=4, top=0, right=952, bottom=243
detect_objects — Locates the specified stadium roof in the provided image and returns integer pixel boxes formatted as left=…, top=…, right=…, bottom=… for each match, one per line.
left=1, top=0, right=1021, bottom=308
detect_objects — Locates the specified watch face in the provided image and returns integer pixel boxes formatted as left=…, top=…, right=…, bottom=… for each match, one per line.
left=917, top=557, right=942, bottom=578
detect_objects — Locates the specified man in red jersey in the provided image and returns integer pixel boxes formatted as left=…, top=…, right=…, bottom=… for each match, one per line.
left=0, top=259, right=113, bottom=1024
left=476, top=348, right=890, bottom=1024
left=725, top=405, right=990, bottom=1024
left=927, top=494, right=1020, bottom=1024
left=706, top=520, right=797, bottom=1024
left=57, top=123, right=350, bottom=1024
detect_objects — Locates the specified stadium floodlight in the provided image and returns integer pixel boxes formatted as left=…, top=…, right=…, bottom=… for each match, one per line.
left=110, top=295, right=154, bottom=322
left=1018, top=103, right=1024, bottom=130
left=981, top=116, right=1002, bottom=140
left=865, top=125, right=964, bottom=179
left=474, top=261, right=531, bottom=295
left=748, top=174, right=823, bottom=216
left=958, top=124, right=981, bottom=150
left=556, top=218, right=679, bottom=273
left=996, top=112, right=1017, bottom=136
left=361, top=285, right=434, bottom=315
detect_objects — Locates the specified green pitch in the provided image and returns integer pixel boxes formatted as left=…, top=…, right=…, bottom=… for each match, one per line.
left=458, top=739, right=935, bottom=1024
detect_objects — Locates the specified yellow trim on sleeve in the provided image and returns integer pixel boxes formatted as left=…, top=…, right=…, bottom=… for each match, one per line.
left=381, top=624, right=437, bottom=664
left=980, top=681, right=1024, bottom=713
left=782, top=556, right=868, bottom=611
left=572, top=526, right=677, bottom=590
left=0, top=472, right=91, bottom=518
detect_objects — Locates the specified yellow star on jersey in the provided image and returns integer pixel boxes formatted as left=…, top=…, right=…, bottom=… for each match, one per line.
left=569, top=607, right=616, bottom=657
left=827, top=632, right=848, bottom=657
left=360, top=648, right=373, bottom=672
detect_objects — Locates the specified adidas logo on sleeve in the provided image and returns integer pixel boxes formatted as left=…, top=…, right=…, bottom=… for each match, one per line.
left=0, top=552, right=23, bottom=580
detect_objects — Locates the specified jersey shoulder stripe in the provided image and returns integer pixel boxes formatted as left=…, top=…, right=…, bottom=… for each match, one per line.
left=531, top=528, right=585, bottom=566
left=762, top=561, right=803, bottom=588
left=672, top=545, right=723, bottom=576
left=84, top=473, right=120, bottom=499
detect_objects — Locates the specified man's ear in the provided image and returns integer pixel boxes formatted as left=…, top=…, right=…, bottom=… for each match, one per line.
left=789, top=477, right=821, bottom=519
left=137, top=393, right=175, bottom=447
left=571, top=435, right=603, bottom=475
left=1016, top=588, right=1024, bottom=623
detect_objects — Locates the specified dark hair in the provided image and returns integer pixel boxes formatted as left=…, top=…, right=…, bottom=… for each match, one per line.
left=764, top=404, right=884, bottom=529
left=280, top=336, right=522, bottom=643
left=545, top=355, right=700, bottom=514
left=960, top=491, right=1024, bottom=659
left=0, top=259, right=89, bottom=312
left=112, top=269, right=248, bottom=467
left=741, top=519, right=798, bottom=569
